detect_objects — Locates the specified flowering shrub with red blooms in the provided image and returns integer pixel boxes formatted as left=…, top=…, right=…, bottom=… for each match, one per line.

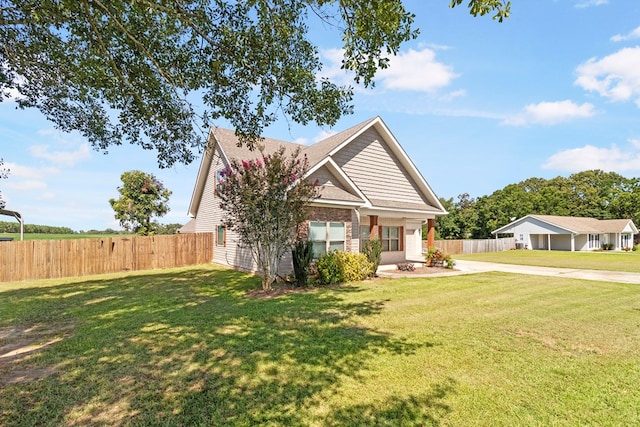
left=425, top=247, right=455, bottom=269
left=216, top=146, right=320, bottom=291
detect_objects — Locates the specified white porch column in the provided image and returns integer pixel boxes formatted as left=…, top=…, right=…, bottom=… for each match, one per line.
left=547, top=234, right=551, bottom=250
left=571, top=234, right=575, bottom=251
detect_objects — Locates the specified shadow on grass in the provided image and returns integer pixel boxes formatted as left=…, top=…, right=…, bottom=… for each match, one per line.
left=0, top=266, right=452, bottom=426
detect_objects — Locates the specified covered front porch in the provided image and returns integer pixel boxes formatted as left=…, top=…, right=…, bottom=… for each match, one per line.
left=357, top=210, right=436, bottom=265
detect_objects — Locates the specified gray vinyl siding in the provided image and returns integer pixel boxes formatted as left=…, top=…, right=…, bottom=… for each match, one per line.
left=195, top=146, right=294, bottom=273
left=308, top=166, right=349, bottom=191
left=333, top=128, right=427, bottom=205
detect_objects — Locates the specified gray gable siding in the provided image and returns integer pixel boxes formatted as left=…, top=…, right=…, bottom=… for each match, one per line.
left=513, top=217, right=572, bottom=235
left=194, top=147, right=225, bottom=234
left=333, top=128, right=427, bottom=205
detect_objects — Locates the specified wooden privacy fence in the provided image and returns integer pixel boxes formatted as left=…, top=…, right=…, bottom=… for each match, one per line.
left=0, top=233, right=213, bottom=282
left=423, top=237, right=515, bottom=255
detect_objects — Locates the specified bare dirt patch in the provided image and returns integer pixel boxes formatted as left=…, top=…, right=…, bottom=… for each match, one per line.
left=0, top=323, right=74, bottom=384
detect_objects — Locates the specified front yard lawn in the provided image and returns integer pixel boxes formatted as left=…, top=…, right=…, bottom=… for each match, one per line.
left=455, top=248, right=640, bottom=272
left=1, top=265, right=639, bottom=426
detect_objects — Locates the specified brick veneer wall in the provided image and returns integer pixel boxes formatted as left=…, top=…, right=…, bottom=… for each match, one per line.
left=297, top=207, right=353, bottom=252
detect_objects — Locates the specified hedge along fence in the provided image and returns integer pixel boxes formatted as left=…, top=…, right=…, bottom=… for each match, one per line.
left=422, top=237, right=516, bottom=255
left=0, top=233, right=213, bottom=282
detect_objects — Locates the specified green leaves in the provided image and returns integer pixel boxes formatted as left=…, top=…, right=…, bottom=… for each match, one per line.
left=1, top=1, right=508, bottom=167
left=216, top=147, right=319, bottom=290
left=109, top=170, right=172, bottom=235
left=449, top=0, right=511, bottom=22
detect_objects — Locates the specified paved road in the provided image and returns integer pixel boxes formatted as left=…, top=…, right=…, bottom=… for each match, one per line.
left=454, top=259, right=640, bottom=285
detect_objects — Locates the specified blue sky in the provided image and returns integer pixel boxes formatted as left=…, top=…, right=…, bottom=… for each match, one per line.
left=2, top=0, right=640, bottom=230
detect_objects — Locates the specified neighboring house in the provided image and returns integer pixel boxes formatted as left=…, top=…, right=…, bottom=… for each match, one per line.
left=185, top=116, right=447, bottom=273
left=492, top=215, right=638, bottom=251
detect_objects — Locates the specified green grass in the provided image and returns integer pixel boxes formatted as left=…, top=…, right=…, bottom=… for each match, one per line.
left=2, top=265, right=640, bottom=426
left=455, top=248, right=640, bottom=272
left=0, top=233, right=129, bottom=241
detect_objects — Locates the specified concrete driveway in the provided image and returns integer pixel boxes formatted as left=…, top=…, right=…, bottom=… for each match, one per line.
left=454, top=259, right=640, bottom=285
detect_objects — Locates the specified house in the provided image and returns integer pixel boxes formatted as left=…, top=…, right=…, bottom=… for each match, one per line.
left=185, top=116, right=447, bottom=273
left=492, top=215, right=638, bottom=251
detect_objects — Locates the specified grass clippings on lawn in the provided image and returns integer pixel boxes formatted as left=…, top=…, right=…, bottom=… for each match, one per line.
left=1, top=264, right=640, bottom=426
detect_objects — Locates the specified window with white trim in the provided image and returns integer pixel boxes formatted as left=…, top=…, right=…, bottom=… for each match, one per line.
left=621, top=233, right=631, bottom=249
left=309, top=221, right=345, bottom=257
left=381, top=226, right=400, bottom=252
left=217, top=224, right=226, bottom=246
left=588, top=233, right=600, bottom=249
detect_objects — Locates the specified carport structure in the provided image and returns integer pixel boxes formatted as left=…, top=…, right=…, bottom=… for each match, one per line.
left=492, top=215, right=638, bottom=252
left=0, top=208, right=24, bottom=241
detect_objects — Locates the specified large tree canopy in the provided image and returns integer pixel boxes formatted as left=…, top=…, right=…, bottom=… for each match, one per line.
left=0, top=0, right=509, bottom=167
left=109, top=170, right=172, bottom=235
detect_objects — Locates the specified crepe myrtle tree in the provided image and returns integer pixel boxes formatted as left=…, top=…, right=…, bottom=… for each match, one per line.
left=109, top=170, right=172, bottom=235
left=1, top=1, right=509, bottom=168
left=216, top=147, right=320, bottom=291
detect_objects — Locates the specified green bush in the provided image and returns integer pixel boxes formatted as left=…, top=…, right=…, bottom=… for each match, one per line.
left=292, top=240, right=314, bottom=287
left=336, top=251, right=372, bottom=282
left=316, top=251, right=343, bottom=285
left=362, top=238, right=382, bottom=277
left=316, top=251, right=373, bottom=285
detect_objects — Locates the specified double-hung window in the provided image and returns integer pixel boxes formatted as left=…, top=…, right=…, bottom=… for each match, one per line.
left=310, top=221, right=345, bottom=257
left=588, top=233, right=600, bottom=249
left=381, top=226, right=400, bottom=252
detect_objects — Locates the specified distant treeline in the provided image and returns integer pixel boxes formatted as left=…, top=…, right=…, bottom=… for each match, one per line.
left=436, top=170, right=640, bottom=240
left=0, top=222, right=184, bottom=235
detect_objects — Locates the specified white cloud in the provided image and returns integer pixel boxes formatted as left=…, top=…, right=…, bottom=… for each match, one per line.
left=502, top=100, right=596, bottom=126
left=575, top=0, right=608, bottom=8
left=611, top=26, right=640, bottom=42
left=439, top=89, right=466, bottom=102
left=313, top=130, right=337, bottom=143
left=320, top=47, right=458, bottom=93
left=4, top=162, right=59, bottom=180
left=575, top=47, right=640, bottom=105
left=29, top=142, right=91, bottom=167
left=543, top=139, right=640, bottom=172
left=6, top=180, right=47, bottom=191
left=377, top=48, right=458, bottom=93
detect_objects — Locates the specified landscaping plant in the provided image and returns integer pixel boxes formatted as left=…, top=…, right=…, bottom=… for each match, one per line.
left=291, top=240, right=314, bottom=287
left=362, top=238, right=382, bottom=277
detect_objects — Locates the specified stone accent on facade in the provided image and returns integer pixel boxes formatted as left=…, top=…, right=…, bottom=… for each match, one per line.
left=297, top=206, right=353, bottom=252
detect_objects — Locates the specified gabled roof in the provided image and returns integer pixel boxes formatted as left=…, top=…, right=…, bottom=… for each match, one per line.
left=493, top=214, right=638, bottom=235
left=188, top=116, right=447, bottom=217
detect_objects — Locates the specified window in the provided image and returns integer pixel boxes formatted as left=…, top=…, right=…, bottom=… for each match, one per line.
left=359, top=225, right=370, bottom=253
left=309, top=221, right=345, bottom=257
left=588, top=233, right=600, bottom=249
left=215, top=169, right=225, bottom=195
left=381, top=226, right=400, bottom=252
left=217, top=225, right=226, bottom=246
left=622, top=233, right=631, bottom=249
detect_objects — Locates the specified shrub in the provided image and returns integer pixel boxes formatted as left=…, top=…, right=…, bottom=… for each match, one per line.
left=337, top=251, right=373, bottom=282
left=291, top=240, right=313, bottom=287
left=362, top=238, right=382, bottom=277
left=315, top=251, right=343, bottom=286
left=316, top=251, right=373, bottom=285
left=396, top=262, right=415, bottom=271
left=426, top=246, right=455, bottom=269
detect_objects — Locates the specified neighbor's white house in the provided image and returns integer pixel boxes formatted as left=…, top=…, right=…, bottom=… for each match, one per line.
left=183, top=116, right=447, bottom=273
left=492, top=214, right=638, bottom=251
